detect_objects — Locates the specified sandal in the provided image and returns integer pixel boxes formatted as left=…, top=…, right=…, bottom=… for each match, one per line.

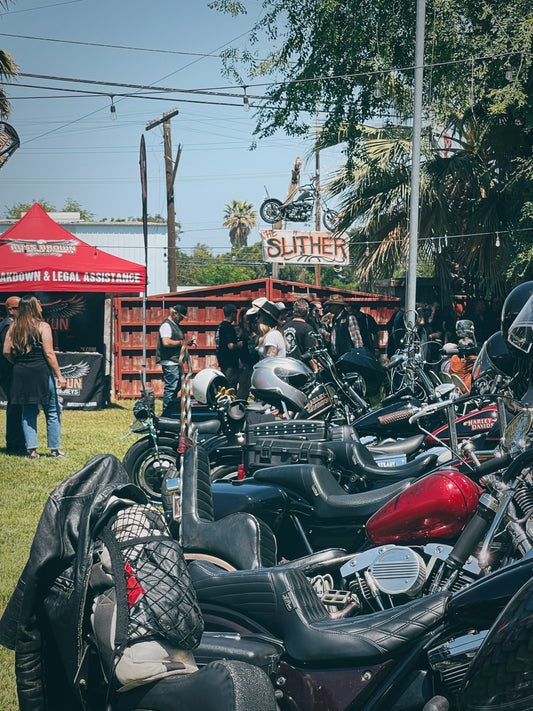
left=27, top=450, right=40, bottom=459
left=50, top=450, right=66, bottom=458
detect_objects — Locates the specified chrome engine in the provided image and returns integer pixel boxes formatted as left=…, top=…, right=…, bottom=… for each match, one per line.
left=337, top=544, right=480, bottom=612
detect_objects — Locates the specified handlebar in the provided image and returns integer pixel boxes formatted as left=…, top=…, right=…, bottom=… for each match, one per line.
left=408, top=398, right=455, bottom=424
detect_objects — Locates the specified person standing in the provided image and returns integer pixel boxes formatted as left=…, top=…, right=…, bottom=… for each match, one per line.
left=215, top=303, right=242, bottom=390
left=249, top=300, right=287, bottom=358
left=282, top=298, right=317, bottom=363
left=326, top=294, right=364, bottom=358
left=156, top=304, right=194, bottom=415
left=3, top=295, right=68, bottom=458
left=352, top=304, right=380, bottom=355
left=0, top=296, right=25, bottom=454
left=236, top=308, right=258, bottom=400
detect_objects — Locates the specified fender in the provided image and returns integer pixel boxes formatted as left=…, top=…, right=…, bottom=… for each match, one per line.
left=447, top=556, right=533, bottom=629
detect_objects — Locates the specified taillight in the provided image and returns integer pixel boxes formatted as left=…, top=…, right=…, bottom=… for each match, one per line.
left=237, top=464, right=246, bottom=480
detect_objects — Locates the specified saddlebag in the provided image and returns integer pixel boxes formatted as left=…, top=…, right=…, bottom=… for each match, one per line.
left=245, top=437, right=333, bottom=473
left=246, top=419, right=329, bottom=443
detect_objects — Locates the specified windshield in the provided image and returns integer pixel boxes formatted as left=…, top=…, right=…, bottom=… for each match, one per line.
left=508, top=294, right=533, bottom=355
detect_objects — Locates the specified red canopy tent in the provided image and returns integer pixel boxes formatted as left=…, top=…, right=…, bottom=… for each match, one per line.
left=0, top=203, right=146, bottom=292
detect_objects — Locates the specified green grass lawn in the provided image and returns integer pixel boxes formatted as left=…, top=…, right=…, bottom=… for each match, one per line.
left=0, top=400, right=138, bottom=710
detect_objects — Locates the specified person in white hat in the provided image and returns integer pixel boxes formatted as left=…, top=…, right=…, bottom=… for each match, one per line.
left=252, top=300, right=287, bottom=358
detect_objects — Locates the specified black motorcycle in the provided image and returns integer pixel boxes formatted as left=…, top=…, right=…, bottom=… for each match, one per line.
left=260, top=177, right=339, bottom=232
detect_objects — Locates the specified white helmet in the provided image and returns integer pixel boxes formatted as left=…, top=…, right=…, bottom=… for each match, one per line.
left=251, top=357, right=313, bottom=411
left=192, top=368, right=229, bottom=407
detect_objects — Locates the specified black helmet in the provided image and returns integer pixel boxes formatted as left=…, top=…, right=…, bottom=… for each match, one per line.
left=501, top=281, right=533, bottom=340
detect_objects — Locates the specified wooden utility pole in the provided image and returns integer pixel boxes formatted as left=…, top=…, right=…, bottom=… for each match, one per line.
left=146, top=108, right=181, bottom=293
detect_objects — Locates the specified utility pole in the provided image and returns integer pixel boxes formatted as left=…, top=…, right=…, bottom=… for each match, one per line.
left=146, top=108, right=181, bottom=293
left=405, top=0, right=426, bottom=327
left=314, top=150, right=321, bottom=287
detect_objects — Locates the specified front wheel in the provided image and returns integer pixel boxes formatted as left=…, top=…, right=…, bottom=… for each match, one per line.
left=260, top=198, right=283, bottom=224
left=323, top=208, right=339, bottom=232
left=122, top=436, right=178, bottom=504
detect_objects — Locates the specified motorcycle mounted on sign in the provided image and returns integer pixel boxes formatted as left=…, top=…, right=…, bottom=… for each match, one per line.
left=260, top=176, right=340, bottom=232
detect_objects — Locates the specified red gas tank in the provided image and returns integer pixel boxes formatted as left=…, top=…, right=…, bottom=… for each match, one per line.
left=366, top=469, right=481, bottom=545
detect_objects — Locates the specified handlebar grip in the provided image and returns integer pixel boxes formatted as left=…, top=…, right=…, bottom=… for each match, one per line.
left=474, top=453, right=511, bottom=477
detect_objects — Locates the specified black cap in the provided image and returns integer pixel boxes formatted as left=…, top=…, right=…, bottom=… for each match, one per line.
left=171, top=304, right=188, bottom=317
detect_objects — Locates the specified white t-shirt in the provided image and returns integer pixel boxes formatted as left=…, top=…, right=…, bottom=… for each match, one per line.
left=258, top=328, right=287, bottom=358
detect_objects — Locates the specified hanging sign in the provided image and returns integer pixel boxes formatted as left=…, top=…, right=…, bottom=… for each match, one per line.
left=0, top=122, right=20, bottom=170
left=261, top=229, right=349, bottom=265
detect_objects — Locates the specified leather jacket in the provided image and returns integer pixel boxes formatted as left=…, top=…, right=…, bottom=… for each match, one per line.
left=0, top=454, right=146, bottom=711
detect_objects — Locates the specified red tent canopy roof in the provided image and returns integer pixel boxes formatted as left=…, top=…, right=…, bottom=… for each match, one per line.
left=0, top=203, right=146, bottom=293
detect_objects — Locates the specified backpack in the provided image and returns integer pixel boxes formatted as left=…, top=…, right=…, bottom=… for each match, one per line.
left=89, top=501, right=204, bottom=692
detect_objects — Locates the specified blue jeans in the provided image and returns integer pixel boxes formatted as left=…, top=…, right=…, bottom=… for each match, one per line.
left=161, top=363, right=182, bottom=414
left=22, top=376, right=62, bottom=451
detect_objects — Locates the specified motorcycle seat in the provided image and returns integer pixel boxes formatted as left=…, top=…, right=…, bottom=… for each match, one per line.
left=367, top=433, right=426, bottom=456
left=189, top=559, right=450, bottom=666
left=325, top=441, right=438, bottom=481
left=192, top=419, right=222, bottom=435
left=155, top=415, right=183, bottom=434
left=253, top=464, right=415, bottom=521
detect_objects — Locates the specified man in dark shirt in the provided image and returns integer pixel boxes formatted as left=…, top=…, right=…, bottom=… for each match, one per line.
left=353, top=304, right=380, bottom=354
left=215, top=303, right=242, bottom=390
left=282, top=298, right=317, bottom=362
left=0, top=295, right=25, bottom=454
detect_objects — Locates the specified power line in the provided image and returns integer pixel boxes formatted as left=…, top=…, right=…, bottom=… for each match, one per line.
left=0, top=32, right=224, bottom=58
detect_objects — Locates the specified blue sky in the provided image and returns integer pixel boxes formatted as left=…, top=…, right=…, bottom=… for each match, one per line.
left=0, top=0, right=343, bottom=254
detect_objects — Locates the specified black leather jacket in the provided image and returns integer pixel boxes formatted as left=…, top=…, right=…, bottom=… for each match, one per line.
left=0, top=454, right=146, bottom=711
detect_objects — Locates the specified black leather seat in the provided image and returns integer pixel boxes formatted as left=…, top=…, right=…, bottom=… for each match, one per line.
left=253, top=463, right=415, bottom=521
left=189, top=559, right=449, bottom=666
left=368, top=433, right=426, bottom=456
left=181, top=446, right=278, bottom=570
left=325, top=440, right=438, bottom=480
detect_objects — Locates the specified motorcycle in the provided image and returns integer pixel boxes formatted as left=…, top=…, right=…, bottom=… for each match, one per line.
left=260, top=176, right=339, bottom=232
left=189, top=529, right=533, bottom=711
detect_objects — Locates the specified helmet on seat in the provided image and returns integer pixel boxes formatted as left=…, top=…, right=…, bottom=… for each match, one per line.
left=501, top=281, right=533, bottom=340
left=250, top=357, right=313, bottom=411
left=192, top=368, right=229, bottom=407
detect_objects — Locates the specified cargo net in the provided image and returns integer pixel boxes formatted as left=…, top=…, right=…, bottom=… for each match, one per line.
left=106, top=503, right=204, bottom=649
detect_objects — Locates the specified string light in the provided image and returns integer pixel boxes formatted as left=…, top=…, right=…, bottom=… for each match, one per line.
left=242, top=86, right=250, bottom=111
left=495, top=232, right=500, bottom=247
left=505, top=63, right=513, bottom=81
left=109, top=95, right=116, bottom=120
left=373, top=80, right=381, bottom=98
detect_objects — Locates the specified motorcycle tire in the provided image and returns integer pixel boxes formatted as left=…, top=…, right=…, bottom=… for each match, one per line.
left=210, top=463, right=241, bottom=482
left=323, top=208, right=339, bottom=232
left=260, top=198, right=283, bottom=224
left=122, top=436, right=178, bottom=504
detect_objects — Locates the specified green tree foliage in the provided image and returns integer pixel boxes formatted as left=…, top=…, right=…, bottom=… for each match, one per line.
left=3, top=199, right=95, bottom=220
left=210, top=0, right=532, bottom=148
left=211, top=0, right=533, bottom=298
left=223, top=200, right=257, bottom=249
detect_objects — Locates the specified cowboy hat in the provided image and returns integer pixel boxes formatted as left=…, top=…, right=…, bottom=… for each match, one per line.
left=325, top=294, right=349, bottom=307
left=246, top=296, right=269, bottom=316
left=256, top=299, right=283, bottom=323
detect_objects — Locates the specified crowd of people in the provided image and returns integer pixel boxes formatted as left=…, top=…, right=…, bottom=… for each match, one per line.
left=211, top=293, right=385, bottom=402
left=0, top=291, right=502, bottom=451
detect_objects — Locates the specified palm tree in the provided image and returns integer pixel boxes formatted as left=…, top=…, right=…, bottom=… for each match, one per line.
left=0, top=0, right=18, bottom=118
left=324, top=103, right=532, bottom=301
left=223, top=200, right=257, bottom=249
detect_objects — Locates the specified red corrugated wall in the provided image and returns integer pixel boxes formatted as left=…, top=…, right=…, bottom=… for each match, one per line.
left=113, top=279, right=399, bottom=399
